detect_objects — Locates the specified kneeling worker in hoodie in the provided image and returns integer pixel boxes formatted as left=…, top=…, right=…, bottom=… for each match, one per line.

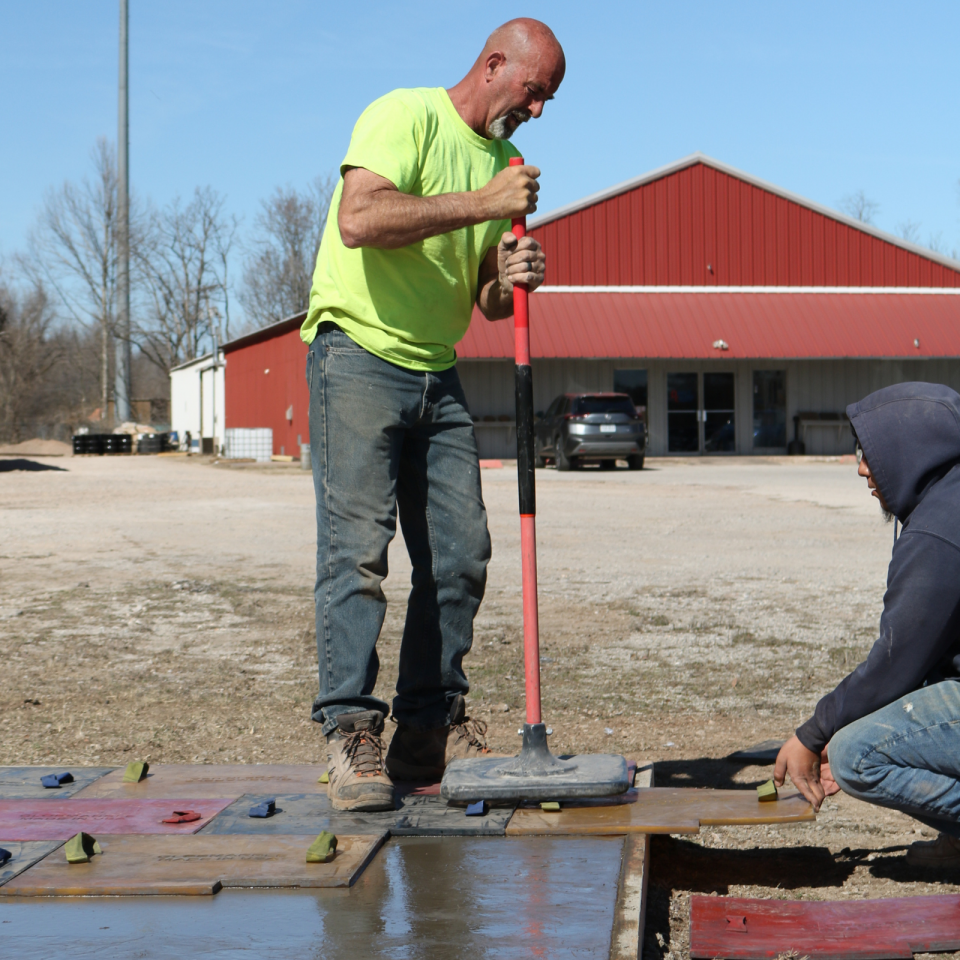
left=776, top=382, right=960, bottom=867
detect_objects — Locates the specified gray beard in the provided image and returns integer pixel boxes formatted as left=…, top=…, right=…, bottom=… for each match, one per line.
left=488, top=109, right=532, bottom=140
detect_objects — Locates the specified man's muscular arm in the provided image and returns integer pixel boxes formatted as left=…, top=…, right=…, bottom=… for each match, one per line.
left=338, top=165, right=540, bottom=249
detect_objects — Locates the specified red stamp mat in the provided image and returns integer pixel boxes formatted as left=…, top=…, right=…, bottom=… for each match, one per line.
left=690, top=893, right=960, bottom=959
left=0, top=798, right=235, bottom=841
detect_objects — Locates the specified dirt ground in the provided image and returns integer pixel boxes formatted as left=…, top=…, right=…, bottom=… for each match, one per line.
left=1, top=452, right=957, bottom=956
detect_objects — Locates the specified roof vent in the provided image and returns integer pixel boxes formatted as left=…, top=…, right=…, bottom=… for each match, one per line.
left=712, top=339, right=729, bottom=351
left=914, top=338, right=920, bottom=348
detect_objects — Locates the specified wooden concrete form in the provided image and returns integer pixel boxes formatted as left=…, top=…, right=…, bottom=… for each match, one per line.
left=74, top=764, right=327, bottom=799
left=0, top=767, right=114, bottom=799
left=507, top=786, right=813, bottom=836
left=0, top=798, right=235, bottom=840
left=0, top=832, right=387, bottom=897
left=609, top=762, right=653, bottom=960
left=690, top=893, right=960, bottom=959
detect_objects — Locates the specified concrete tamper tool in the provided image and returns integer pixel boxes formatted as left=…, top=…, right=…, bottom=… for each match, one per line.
left=440, top=158, right=631, bottom=803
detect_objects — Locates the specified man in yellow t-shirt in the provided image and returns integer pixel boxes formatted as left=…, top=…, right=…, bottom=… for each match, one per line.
left=303, top=19, right=565, bottom=811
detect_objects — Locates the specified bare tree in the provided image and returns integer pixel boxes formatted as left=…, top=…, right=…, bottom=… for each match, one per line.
left=895, top=219, right=922, bottom=244
left=927, top=232, right=959, bottom=260
left=22, top=139, right=129, bottom=420
left=136, top=187, right=238, bottom=373
left=239, top=175, right=335, bottom=330
left=0, top=277, right=64, bottom=443
left=839, top=189, right=880, bottom=225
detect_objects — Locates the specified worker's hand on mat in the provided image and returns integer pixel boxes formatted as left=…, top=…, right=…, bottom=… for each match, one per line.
left=480, top=164, right=541, bottom=219
left=497, top=233, right=546, bottom=293
left=774, top=735, right=826, bottom=810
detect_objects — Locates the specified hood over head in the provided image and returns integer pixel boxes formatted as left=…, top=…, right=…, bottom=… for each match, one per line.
left=848, top=382, right=960, bottom=520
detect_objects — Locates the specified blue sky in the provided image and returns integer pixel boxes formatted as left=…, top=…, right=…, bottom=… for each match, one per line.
left=2, top=1, right=957, bottom=310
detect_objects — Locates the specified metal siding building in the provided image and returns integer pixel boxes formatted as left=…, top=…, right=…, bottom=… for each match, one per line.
left=169, top=352, right=225, bottom=453
left=223, top=322, right=309, bottom=458
left=221, top=154, right=960, bottom=460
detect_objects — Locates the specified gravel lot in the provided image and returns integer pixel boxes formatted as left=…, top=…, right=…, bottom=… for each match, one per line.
left=1, top=452, right=956, bottom=956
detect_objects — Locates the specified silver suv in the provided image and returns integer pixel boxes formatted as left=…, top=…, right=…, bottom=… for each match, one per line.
left=534, top=393, right=645, bottom=471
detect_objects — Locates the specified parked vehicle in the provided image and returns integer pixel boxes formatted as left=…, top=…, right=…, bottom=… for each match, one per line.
left=534, top=393, right=645, bottom=470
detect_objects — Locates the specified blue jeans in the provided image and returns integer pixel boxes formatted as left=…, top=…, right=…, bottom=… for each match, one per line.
left=306, top=326, right=491, bottom=736
left=829, top=680, right=960, bottom=837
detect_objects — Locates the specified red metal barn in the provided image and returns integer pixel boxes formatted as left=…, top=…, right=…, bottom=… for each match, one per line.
left=223, top=154, right=960, bottom=459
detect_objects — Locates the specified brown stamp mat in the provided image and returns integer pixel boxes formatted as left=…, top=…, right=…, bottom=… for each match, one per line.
left=0, top=832, right=387, bottom=896
left=505, top=787, right=814, bottom=836
left=74, top=764, right=327, bottom=800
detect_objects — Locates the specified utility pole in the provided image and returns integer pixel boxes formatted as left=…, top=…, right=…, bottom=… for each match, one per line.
left=114, top=0, right=132, bottom=423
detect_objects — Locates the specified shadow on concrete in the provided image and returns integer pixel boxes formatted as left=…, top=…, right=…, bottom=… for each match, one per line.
left=0, top=458, right=67, bottom=473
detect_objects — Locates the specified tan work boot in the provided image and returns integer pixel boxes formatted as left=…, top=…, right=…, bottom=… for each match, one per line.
left=385, top=722, right=448, bottom=781
left=906, top=831, right=960, bottom=868
left=325, top=710, right=395, bottom=811
left=446, top=693, right=500, bottom=764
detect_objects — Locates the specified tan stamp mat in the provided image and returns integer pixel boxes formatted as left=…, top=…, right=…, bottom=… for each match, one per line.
left=0, top=832, right=387, bottom=896
left=74, top=764, right=327, bottom=800
left=505, top=787, right=814, bottom=836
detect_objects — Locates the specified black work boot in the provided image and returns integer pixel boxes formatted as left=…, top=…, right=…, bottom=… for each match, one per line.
left=325, top=710, right=395, bottom=811
left=385, top=720, right=449, bottom=781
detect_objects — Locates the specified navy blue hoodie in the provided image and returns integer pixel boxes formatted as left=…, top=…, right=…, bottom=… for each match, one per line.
left=796, top=382, right=960, bottom=754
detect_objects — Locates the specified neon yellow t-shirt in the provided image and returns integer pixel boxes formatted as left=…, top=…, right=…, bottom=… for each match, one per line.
left=300, top=87, right=519, bottom=371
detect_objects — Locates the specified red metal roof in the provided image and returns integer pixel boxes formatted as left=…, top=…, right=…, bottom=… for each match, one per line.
left=458, top=289, right=960, bottom=360
left=529, top=155, right=960, bottom=288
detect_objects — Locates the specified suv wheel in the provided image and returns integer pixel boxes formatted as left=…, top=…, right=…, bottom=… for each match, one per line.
left=627, top=454, right=644, bottom=470
left=556, top=437, right=575, bottom=472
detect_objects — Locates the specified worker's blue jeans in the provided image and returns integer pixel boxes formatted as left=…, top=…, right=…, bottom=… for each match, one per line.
left=306, top=326, right=491, bottom=737
left=828, top=681, right=960, bottom=837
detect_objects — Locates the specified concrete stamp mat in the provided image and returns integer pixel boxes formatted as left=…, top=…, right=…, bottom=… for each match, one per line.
left=505, top=787, right=814, bottom=835
left=0, top=798, right=236, bottom=841
left=0, top=767, right=115, bottom=800
left=0, top=832, right=387, bottom=897
left=201, top=792, right=516, bottom=837
left=0, top=842, right=65, bottom=886
left=74, top=764, right=327, bottom=799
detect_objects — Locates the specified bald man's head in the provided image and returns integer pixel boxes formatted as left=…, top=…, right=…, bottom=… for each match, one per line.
left=447, top=19, right=565, bottom=140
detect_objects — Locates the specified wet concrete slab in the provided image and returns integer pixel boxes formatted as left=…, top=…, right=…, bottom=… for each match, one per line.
left=0, top=835, right=625, bottom=958
left=0, top=798, right=236, bottom=840
left=506, top=786, right=814, bottom=835
left=0, top=766, right=115, bottom=799
left=0, top=841, right=65, bottom=886
left=74, top=764, right=327, bottom=799
left=201, top=792, right=516, bottom=837
left=0, top=832, right=387, bottom=896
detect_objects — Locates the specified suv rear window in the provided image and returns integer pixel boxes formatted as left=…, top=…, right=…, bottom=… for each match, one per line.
left=571, top=395, right=637, bottom=416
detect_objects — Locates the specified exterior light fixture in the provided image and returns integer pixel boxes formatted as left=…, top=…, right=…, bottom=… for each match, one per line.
left=914, top=339, right=920, bottom=348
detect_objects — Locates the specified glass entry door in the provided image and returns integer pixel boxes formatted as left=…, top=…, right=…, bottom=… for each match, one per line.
left=703, top=373, right=736, bottom=452
left=667, top=373, right=699, bottom=452
left=668, top=371, right=736, bottom=453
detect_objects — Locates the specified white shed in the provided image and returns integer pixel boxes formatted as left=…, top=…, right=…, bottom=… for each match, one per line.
left=169, top=352, right=225, bottom=454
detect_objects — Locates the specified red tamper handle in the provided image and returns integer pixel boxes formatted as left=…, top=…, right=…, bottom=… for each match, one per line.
left=509, top=156, right=529, bottom=365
